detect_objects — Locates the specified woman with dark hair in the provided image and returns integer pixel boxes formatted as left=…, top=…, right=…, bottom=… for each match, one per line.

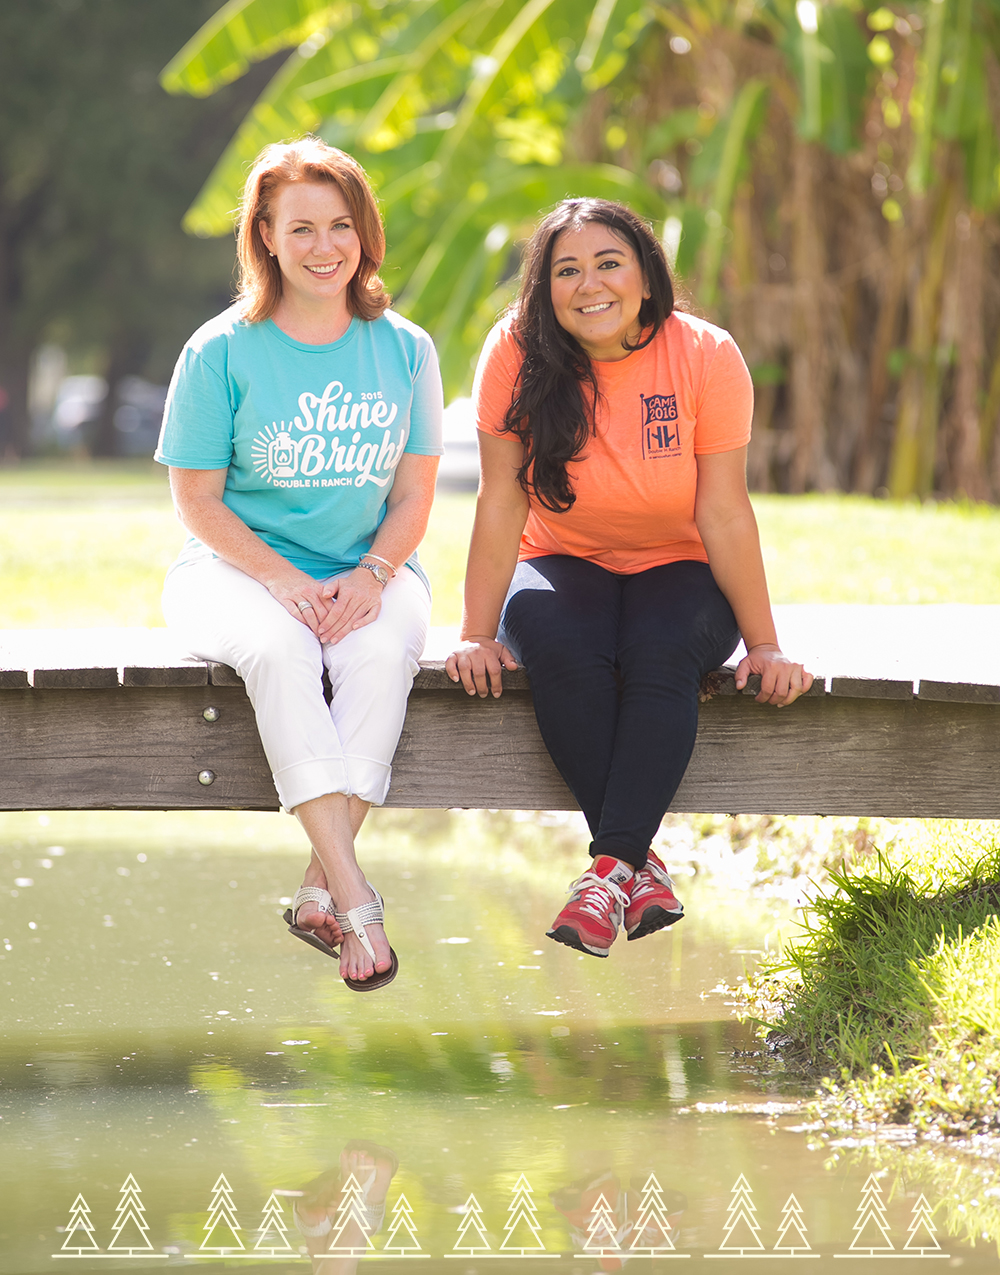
left=446, top=197, right=811, bottom=957
left=156, top=138, right=443, bottom=991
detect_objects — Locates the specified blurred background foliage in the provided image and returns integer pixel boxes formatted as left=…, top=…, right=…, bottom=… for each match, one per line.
left=5, top=0, right=1000, bottom=500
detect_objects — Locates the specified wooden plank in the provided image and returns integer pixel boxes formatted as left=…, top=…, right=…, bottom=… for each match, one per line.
left=830, top=676, right=913, bottom=700
left=388, top=690, right=571, bottom=808
left=3, top=682, right=1000, bottom=817
left=412, top=663, right=532, bottom=693
left=0, top=687, right=277, bottom=810
left=668, top=696, right=1000, bottom=817
left=123, top=665, right=209, bottom=688
left=32, top=668, right=120, bottom=690
left=771, top=603, right=1000, bottom=689
left=208, top=662, right=244, bottom=686
left=199, top=658, right=534, bottom=694
left=918, top=680, right=1000, bottom=706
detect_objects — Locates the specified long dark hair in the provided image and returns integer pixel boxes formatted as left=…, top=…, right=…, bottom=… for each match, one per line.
left=502, top=198, right=674, bottom=512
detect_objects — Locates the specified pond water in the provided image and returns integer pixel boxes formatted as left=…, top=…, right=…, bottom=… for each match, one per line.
left=0, top=811, right=994, bottom=1272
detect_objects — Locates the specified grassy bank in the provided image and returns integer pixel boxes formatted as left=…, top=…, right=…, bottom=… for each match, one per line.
left=737, top=829, right=1000, bottom=1139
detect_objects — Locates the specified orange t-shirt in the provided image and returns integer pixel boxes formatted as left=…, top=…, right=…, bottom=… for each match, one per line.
left=473, top=311, right=753, bottom=574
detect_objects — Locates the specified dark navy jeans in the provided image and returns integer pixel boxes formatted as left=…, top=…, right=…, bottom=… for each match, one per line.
left=498, top=556, right=740, bottom=870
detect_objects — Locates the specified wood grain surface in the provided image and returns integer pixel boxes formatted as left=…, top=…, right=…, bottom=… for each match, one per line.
left=2, top=681, right=998, bottom=816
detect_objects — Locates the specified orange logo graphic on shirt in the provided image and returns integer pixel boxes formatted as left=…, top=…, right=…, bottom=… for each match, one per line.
left=640, top=394, right=680, bottom=459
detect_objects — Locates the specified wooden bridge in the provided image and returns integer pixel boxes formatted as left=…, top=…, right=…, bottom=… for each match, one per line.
left=1, top=605, right=999, bottom=816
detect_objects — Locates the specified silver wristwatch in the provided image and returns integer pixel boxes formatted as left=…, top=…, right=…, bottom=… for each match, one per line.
left=358, top=559, right=389, bottom=586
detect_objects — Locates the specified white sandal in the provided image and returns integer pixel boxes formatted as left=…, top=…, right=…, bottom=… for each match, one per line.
left=283, top=886, right=341, bottom=959
left=334, top=883, right=399, bottom=992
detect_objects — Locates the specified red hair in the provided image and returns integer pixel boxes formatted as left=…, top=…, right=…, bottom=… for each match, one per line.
left=236, top=137, right=389, bottom=323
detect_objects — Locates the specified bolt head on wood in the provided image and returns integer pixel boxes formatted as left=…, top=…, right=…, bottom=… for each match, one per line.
left=202, top=706, right=221, bottom=722
left=198, top=769, right=216, bottom=786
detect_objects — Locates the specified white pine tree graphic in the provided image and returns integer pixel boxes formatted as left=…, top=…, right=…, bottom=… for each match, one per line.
left=56, top=1194, right=100, bottom=1255
left=254, top=1192, right=294, bottom=1254
left=200, top=1174, right=244, bottom=1253
left=382, top=1193, right=425, bottom=1255
left=450, top=1194, right=492, bottom=1255
left=107, top=1174, right=154, bottom=1254
left=774, top=1194, right=813, bottom=1255
left=904, top=1194, right=945, bottom=1254
left=578, top=1191, right=621, bottom=1257
left=499, top=1174, right=549, bottom=1255
left=326, top=1172, right=376, bottom=1256
left=718, top=1174, right=764, bottom=1254
left=629, top=1173, right=678, bottom=1254
left=847, top=1174, right=894, bottom=1254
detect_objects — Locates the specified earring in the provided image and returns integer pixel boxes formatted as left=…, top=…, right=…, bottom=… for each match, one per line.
left=269, top=251, right=275, bottom=258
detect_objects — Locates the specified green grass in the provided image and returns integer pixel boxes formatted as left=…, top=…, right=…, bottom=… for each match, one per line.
left=737, top=830, right=1000, bottom=1139
left=753, top=494, right=1000, bottom=605
left=2, top=463, right=1000, bottom=628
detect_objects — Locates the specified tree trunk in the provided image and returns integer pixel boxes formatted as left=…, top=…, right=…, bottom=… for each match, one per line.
left=852, top=218, right=909, bottom=493
left=947, top=209, right=986, bottom=498
left=888, top=168, right=957, bottom=498
left=0, top=345, right=31, bottom=462
left=788, top=140, right=830, bottom=492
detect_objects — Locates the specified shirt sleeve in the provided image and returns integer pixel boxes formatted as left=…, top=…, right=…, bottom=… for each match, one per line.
left=154, top=341, right=236, bottom=470
left=402, top=330, right=445, bottom=456
left=472, top=321, right=523, bottom=436
left=692, top=333, right=754, bottom=455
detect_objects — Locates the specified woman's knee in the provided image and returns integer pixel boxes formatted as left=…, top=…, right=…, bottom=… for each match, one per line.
left=325, top=625, right=417, bottom=687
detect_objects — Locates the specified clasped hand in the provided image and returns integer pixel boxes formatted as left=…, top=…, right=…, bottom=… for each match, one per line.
left=735, top=643, right=813, bottom=706
left=445, top=636, right=519, bottom=698
left=268, top=567, right=384, bottom=644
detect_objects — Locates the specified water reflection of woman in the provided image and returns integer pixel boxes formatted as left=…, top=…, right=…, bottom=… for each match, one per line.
left=292, top=1140, right=398, bottom=1271
left=156, top=138, right=443, bottom=990
left=447, top=198, right=811, bottom=957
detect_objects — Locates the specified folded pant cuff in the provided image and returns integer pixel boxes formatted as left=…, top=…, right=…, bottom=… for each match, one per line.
left=273, top=757, right=350, bottom=812
left=345, top=754, right=393, bottom=807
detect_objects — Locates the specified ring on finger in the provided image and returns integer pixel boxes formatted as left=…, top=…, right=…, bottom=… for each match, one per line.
left=297, top=601, right=314, bottom=613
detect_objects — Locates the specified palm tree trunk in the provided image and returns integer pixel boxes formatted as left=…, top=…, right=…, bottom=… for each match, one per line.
left=887, top=167, right=958, bottom=498
left=788, top=139, right=829, bottom=493
left=947, top=209, right=986, bottom=498
left=852, top=219, right=909, bottom=493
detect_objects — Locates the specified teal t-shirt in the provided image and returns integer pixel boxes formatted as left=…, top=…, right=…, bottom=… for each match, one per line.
left=154, top=305, right=444, bottom=587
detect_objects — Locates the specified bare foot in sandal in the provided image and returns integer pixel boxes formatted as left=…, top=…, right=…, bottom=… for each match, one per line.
left=294, top=855, right=343, bottom=949
left=334, top=872, right=393, bottom=984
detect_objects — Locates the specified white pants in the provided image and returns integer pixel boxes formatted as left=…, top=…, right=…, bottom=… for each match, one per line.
left=162, top=558, right=430, bottom=810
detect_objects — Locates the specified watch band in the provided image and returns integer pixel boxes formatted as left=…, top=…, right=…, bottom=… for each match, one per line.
left=358, top=559, right=389, bottom=586
left=364, top=552, right=397, bottom=576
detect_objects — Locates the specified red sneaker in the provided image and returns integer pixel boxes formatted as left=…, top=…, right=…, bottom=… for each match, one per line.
left=623, top=850, right=683, bottom=940
left=546, top=856, right=634, bottom=957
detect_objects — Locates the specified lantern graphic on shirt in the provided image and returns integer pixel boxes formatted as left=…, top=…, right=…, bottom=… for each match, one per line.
left=267, top=429, right=298, bottom=477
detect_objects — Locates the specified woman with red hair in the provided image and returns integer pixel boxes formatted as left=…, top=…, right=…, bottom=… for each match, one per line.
left=157, top=138, right=443, bottom=991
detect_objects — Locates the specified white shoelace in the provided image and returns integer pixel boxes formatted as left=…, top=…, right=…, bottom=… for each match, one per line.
left=568, top=871, right=631, bottom=920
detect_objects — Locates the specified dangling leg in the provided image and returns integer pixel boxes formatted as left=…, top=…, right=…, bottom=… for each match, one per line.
left=593, top=561, right=740, bottom=939
left=500, top=557, right=638, bottom=954
left=163, top=558, right=352, bottom=953
left=594, top=561, right=740, bottom=863
left=316, top=567, right=430, bottom=985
